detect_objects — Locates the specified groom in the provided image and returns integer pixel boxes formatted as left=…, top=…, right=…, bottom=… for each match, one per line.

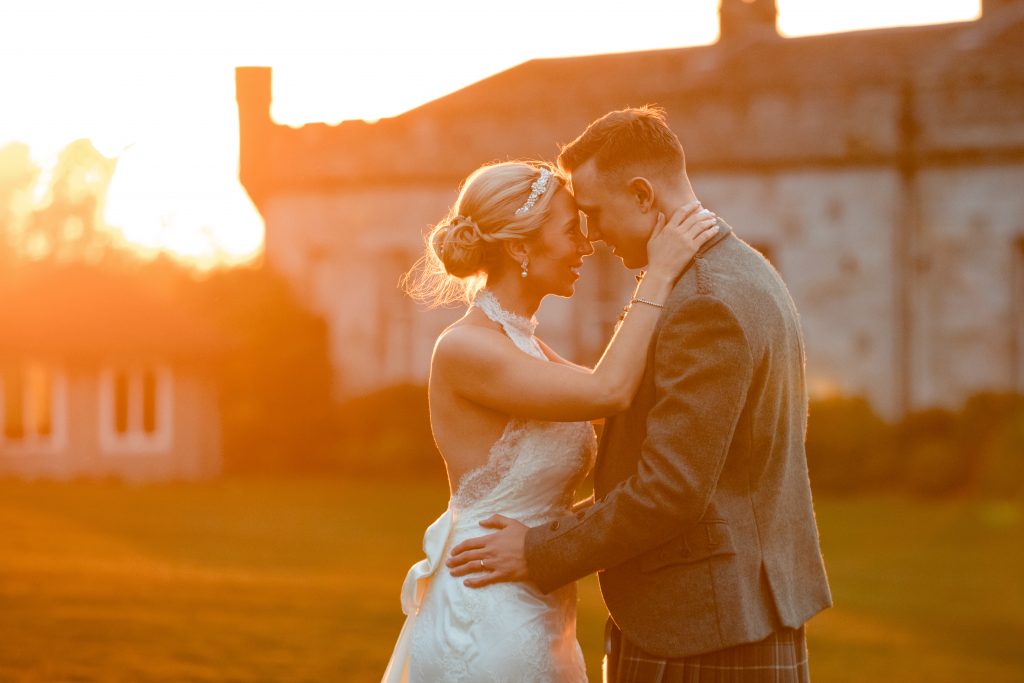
left=447, top=107, right=831, bottom=681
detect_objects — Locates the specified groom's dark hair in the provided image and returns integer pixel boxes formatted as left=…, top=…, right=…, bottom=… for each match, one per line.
left=557, top=106, right=686, bottom=181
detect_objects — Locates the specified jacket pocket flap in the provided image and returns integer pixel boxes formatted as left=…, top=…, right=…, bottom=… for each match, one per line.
left=640, top=519, right=736, bottom=573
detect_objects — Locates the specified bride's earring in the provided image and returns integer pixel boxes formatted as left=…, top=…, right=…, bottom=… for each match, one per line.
left=521, top=258, right=529, bottom=278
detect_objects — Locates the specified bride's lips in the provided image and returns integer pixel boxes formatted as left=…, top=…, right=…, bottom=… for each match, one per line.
left=568, top=262, right=583, bottom=279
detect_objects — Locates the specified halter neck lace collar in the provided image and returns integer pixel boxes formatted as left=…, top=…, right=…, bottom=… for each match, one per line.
left=473, top=290, right=543, bottom=359
left=473, top=290, right=537, bottom=335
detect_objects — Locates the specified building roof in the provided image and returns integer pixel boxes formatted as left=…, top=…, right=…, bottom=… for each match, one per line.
left=236, top=2, right=1024, bottom=200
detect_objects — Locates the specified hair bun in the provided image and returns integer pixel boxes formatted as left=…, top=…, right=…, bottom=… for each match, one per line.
left=433, top=214, right=488, bottom=278
left=405, top=161, right=565, bottom=307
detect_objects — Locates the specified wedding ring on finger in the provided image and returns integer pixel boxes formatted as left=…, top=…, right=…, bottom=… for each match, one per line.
left=479, top=559, right=487, bottom=571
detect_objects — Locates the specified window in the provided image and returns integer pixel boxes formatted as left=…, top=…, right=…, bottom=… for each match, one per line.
left=99, top=365, right=172, bottom=453
left=0, top=362, right=66, bottom=451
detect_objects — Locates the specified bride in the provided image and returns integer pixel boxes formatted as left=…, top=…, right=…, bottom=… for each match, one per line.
left=384, top=161, right=718, bottom=682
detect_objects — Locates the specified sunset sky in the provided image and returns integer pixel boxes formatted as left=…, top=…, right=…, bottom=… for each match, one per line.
left=0, top=0, right=982, bottom=267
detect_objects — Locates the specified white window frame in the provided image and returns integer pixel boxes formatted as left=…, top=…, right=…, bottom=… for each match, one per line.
left=0, top=361, right=68, bottom=453
left=98, top=364, right=174, bottom=454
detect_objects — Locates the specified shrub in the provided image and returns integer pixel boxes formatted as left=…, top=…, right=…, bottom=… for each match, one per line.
left=897, top=407, right=968, bottom=497
left=806, top=396, right=895, bottom=493
left=806, top=392, right=1023, bottom=499
left=963, top=393, right=1024, bottom=499
left=196, top=266, right=338, bottom=475
left=334, top=384, right=443, bottom=479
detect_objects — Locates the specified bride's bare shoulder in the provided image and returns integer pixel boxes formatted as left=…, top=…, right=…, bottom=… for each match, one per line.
left=433, top=311, right=512, bottom=370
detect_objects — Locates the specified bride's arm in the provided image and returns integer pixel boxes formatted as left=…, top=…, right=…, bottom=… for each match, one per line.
left=535, top=340, right=604, bottom=425
left=535, top=339, right=612, bottom=426
left=435, top=204, right=718, bottom=422
left=535, top=338, right=588, bottom=371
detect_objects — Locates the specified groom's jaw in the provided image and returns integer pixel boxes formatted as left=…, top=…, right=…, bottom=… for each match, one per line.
left=613, top=241, right=643, bottom=269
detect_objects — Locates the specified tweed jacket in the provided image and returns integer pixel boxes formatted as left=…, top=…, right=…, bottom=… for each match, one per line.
left=524, top=221, right=832, bottom=658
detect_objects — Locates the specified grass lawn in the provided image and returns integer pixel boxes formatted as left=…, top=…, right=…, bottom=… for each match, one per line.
left=0, top=477, right=1021, bottom=682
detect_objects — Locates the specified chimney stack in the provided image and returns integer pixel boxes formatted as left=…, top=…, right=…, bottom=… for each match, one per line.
left=719, top=0, right=779, bottom=42
left=235, top=67, right=274, bottom=207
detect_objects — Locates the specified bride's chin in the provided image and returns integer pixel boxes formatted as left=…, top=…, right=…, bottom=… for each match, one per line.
left=535, top=277, right=578, bottom=298
left=540, top=283, right=575, bottom=298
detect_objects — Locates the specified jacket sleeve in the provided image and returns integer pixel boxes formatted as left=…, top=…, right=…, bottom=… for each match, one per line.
left=524, top=294, right=753, bottom=594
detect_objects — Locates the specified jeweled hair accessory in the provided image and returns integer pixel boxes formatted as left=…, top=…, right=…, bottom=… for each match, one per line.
left=514, top=168, right=552, bottom=216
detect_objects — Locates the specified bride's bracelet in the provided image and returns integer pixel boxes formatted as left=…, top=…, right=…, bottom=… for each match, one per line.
left=631, top=297, right=665, bottom=309
left=615, top=296, right=666, bottom=331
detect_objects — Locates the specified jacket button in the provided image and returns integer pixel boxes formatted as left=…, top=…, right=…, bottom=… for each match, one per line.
left=549, top=521, right=560, bottom=531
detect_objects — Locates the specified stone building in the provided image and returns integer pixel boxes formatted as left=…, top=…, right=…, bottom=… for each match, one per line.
left=0, top=266, right=227, bottom=481
left=236, top=0, right=1024, bottom=418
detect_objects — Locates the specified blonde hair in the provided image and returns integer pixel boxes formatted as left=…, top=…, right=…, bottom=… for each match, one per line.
left=403, top=161, right=567, bottom=307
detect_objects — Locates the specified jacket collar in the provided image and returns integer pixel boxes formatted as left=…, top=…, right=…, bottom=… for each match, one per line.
left=698, top=217, right=733, bottom=256
left=661, top=217, right=733, bottom=287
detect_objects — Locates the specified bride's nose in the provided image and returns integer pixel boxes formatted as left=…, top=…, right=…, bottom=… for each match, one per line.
left=578, top=239, right=595, bottom=256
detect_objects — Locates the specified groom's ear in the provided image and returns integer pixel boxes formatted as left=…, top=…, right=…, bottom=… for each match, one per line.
left=628, top=177, right=655, bottom=213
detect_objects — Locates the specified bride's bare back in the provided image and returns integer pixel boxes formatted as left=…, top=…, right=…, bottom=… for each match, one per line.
left=429, top=307, right=563, bottom=493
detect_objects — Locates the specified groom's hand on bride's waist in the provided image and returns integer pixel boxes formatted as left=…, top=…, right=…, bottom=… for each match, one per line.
left=446, top=515, right=530, bottom=588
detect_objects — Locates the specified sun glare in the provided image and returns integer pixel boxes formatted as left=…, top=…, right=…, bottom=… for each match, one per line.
left=103, top=133, right=264, bottom=269
left=104, top=152, right=264, bottom=269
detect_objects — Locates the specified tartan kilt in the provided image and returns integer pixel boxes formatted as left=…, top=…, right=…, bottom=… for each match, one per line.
left=604, top=620, right=810, bottom=683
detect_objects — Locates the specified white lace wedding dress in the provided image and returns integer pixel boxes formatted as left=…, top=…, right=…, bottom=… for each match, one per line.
left=382, top=290, right=597, bottom=683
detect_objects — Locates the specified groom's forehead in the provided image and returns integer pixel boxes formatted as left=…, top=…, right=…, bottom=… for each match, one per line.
left=568, top=159, right=613, bottom=199
left=569, top=186, right=595, bottom=212
left=567, top=169, right=599, bottom=207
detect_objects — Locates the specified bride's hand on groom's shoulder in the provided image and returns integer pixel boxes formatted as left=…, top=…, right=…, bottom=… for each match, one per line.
left=645, top=201, right=719, bottom=280
left=446, top=514, right=530, bottom=588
